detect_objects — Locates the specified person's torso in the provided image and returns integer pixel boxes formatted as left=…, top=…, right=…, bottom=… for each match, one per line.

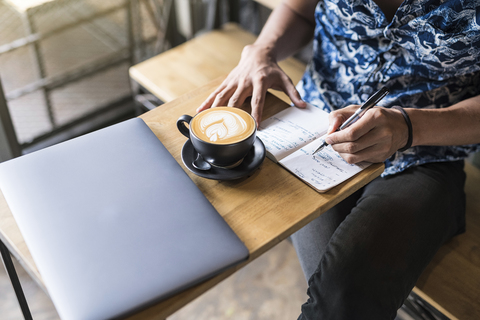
left=297, top=0, right=480, bottom=175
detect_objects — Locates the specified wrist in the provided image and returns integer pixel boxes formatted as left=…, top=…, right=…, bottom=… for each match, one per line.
left=407, top=108, right=434, bottom=147
left=244, top=43, right=278, bottom=62
left=392, top=106, right=413, bottom=151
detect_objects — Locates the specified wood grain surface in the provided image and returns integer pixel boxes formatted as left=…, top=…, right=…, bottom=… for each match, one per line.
left=129, top=23, right=306, bottom=105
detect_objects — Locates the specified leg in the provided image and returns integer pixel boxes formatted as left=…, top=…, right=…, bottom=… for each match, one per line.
left=297, top=160, right=466, bottom=320
left=0, top=239, right=33, bottom=320
left=291, top=189, right=363, bottom=281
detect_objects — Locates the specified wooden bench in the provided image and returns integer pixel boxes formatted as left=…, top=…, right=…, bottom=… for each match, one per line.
left=128, top=22, right=480, bottom=320
left=412, top=161, right=480, bottom=319
left=129, top=23, right=306, bottom=107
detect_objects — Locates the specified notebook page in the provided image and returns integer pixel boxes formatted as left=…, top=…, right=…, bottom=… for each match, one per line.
left=279, top=141, right=371, bottom=192
left=257, top=103, right=329, bottom=162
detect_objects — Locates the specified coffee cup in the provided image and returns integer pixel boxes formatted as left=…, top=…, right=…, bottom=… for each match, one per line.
left=177, top=107, right=257, bottom=169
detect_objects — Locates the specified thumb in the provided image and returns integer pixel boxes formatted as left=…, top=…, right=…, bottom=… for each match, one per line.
left=327, top=106, right=358, bottom=133
left=327, top=112, right=344, bottom=134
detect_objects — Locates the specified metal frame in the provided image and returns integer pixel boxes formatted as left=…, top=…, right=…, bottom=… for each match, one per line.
left=473, top=152, right=480, bottom=169
left=131, top=0, right=234, bottom=113
left=0, top=79, right=30, bottom=318
left=21, top=8, right=56, bottom=129
left=130, top=0, right=183, bottom=113
left=3, top=1, right=134, bottom=108
left=0, top=78, right=21, bottom=162
left=0, top=239, right=32, bottom=320
left=0, top=3, right=128, bottom=56
left=1, top=0, right=140, bottom=151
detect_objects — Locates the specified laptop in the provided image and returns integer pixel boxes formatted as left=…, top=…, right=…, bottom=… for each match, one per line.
left=0, top=118, right=249, bottom=320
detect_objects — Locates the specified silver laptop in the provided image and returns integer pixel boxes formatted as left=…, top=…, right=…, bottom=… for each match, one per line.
left=0, top=118, right=249, bottom=320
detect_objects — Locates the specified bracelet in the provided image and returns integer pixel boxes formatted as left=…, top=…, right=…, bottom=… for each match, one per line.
left=392, top=105, right=413, bottom=152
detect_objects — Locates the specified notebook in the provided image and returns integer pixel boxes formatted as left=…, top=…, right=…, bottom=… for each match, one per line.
left=0, top=118, right=249, bottom=320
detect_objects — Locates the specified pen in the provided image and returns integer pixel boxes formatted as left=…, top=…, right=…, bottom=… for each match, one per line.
left=312, top=86, right=389, bottom=155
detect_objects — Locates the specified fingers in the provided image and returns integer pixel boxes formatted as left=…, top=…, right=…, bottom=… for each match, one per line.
left=328, top=126, right=379, bottom=159
left=211, top=85, right=237, bottom=109
left=335, top=143, right=388, bottom=164
left=327, top=105, right=358, bottom=134
left=196, top=57, right=306, bottom=129
left=227, top=82, right=252, bottom=108
left=280, top=75, right=306, bottom=109
left=251, top=78, right=268, bottom=126
left=197, top=82, right=228, bottom=113
left=326, top=109, right=379, bottom=160
left=326, top=112, right=374, bottom=146
left=325, top=107, right=408, bottom=164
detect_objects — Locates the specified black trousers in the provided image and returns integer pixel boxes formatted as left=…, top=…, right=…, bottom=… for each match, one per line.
left=292, top=160, right=466, bottom=320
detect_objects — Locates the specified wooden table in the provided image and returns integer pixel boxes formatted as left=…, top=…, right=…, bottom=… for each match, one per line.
left=0, top=77, right=384, bottom=319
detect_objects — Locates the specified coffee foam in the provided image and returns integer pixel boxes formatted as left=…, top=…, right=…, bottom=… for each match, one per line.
left=192, top=107, right=255, bottom=144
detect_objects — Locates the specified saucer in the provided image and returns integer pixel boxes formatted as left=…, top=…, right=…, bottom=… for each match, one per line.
left=181, top=137, right=266, bottom=180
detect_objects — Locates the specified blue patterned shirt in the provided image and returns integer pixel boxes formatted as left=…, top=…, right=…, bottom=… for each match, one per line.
left=297, top=0, right=480, bottom=176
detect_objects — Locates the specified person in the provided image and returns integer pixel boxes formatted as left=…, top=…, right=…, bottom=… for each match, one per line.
left=198, top=0, right=480, bottom=319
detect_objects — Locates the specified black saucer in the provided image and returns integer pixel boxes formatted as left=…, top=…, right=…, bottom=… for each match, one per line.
left=181, top=137, right=266, bottom=180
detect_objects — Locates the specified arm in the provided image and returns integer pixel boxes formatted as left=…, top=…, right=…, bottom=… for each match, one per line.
left=197, top=0, right=319, bottom=125
left=250, top=0, right=317, bottom=61
left=409, top=96, right=480, bottom=146
left=325, top=96, right=480, bottom=164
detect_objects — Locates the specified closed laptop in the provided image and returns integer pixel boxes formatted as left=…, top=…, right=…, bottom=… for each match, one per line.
left=0, top=118, right=249, bottom=320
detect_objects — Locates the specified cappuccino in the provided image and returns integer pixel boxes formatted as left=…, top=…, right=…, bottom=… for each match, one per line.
left=191, top=107, right=256, bottom=144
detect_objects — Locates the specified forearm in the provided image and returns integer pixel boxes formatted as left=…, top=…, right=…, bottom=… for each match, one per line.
left=252, top=0, right=318, bottom=61
left=409, top=95, right=480, bottom=147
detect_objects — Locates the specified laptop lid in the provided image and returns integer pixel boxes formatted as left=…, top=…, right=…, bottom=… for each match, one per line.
left=0, top=118, right=249, bottom=320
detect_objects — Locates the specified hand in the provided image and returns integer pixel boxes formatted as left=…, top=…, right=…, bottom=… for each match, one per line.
left=325, top=106, right=409, bottom=163
left=196, top=44, right=306, bottom=126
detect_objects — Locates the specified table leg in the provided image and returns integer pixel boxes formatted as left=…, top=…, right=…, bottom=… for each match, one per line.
left=0, top=239, right=33, bottom=320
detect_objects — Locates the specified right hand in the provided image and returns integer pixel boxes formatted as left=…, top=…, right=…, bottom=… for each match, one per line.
left=325, top=105, right=409, bottom=164
left=196, top=44, right=306, bottom=125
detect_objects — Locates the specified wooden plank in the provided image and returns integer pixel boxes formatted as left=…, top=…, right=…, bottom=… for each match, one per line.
left=129, top=23, right=306, bottom=105
left=129, top=24, right=255, bottom=102
left=254, top=0, right=282, bottom=10
left=411, top=287, right=459, bottom=320
left=414, top=162, right=480, bottom=320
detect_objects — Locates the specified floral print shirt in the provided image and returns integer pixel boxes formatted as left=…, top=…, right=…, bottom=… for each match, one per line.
left=297, top=0, right=480, bottom=176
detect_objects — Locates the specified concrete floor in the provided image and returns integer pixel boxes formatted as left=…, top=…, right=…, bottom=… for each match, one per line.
left=1, top=240, right=309, bottom=320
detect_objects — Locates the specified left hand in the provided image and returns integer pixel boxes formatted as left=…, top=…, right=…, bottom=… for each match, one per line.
left=325, top=105, right=409, bottom=163
left=196, top=44, right=306, bottom=126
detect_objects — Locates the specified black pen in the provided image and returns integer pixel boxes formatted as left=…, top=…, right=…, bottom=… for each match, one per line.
left=312, top=86, right=389, bottom=155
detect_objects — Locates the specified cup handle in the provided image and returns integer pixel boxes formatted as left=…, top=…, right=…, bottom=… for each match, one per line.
left=177, top=115, right=193, bottom=138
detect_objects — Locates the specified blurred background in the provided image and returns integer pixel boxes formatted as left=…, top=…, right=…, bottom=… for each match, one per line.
left=0, top=0, right=281, bottom=153
left=0, top=0, right=260, bottom=155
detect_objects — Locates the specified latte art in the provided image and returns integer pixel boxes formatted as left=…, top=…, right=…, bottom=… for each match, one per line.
left=201, top=111, right=247, bottom=142
left=191, top=107, right=256, bottom=145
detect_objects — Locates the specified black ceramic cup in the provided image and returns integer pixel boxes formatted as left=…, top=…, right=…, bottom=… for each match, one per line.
left=177, top=111, right=257, bottom=168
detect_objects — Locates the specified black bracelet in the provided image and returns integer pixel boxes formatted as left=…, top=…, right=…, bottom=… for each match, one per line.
left=392, top=105, right=413, bottom=152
